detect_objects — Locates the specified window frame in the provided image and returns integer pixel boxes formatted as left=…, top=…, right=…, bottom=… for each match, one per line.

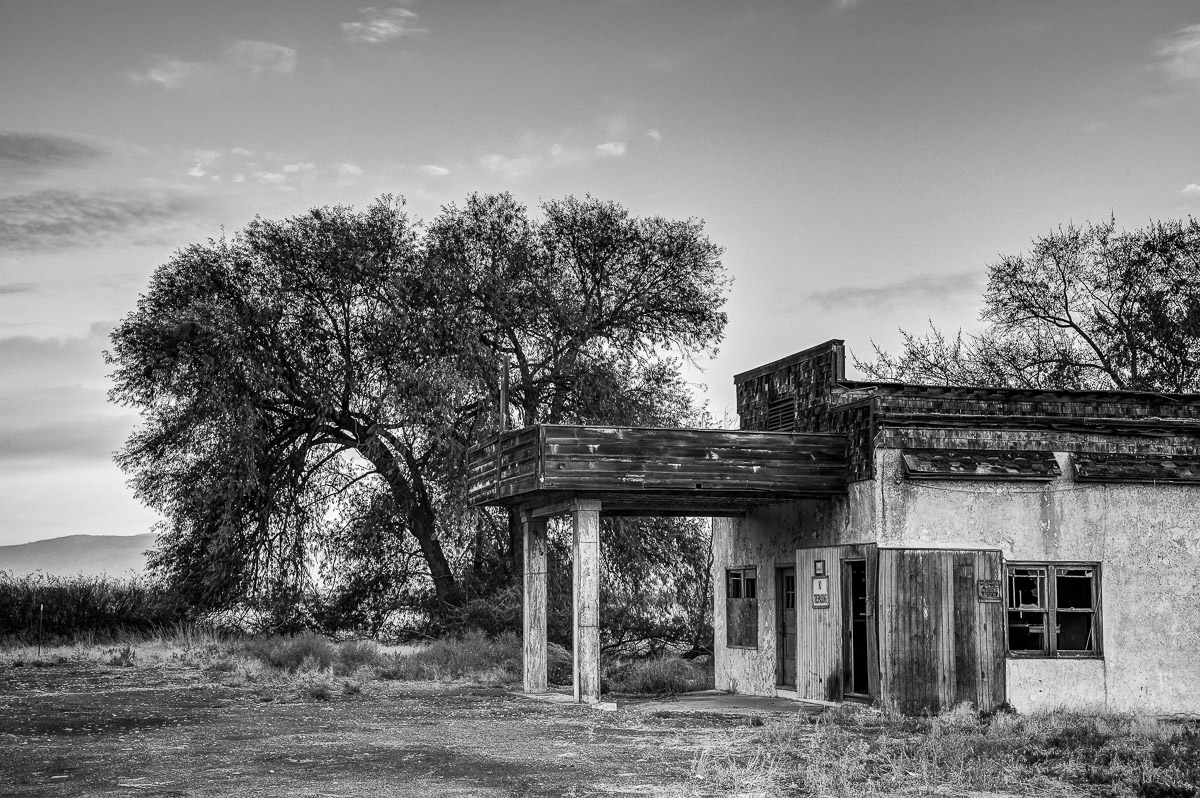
left=725, top=566, right=759, bottom=650
left=1005, top=561, right=1102, bottom=659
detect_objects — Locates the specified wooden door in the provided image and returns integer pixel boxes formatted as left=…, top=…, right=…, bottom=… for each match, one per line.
left=776, top=567, right=797, bottom=687
left=876, top=549, right=1005, bottom=714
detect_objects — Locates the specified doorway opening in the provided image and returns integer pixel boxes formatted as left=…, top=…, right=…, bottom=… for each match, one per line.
left=843, top=559, right=870, bottom=697
left=776, top=566, right=796, bottom=687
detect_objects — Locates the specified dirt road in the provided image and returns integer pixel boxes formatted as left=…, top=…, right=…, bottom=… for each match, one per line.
left=0, top=662, right=758, bottom=797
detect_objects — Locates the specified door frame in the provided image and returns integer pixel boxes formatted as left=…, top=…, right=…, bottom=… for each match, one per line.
left=841, top=557, right=871, bottom=699
left=776, top=565, right=796, bottom=688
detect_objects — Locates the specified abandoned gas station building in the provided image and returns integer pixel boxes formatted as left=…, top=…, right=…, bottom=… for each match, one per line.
left=468, top=340, right=1200, bottom=715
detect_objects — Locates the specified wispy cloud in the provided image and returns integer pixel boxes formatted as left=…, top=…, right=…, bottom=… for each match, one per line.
left=335, top=162, right=363, bottom=177
left=1154, top=24, right=1200, bottom=87
left=480, top=134, right=633, bottom=180
left=127, top=56, right=213, bottom=89
left=228, top=40, right=297, bottom=77
left=645, top=128, right=662, bottom=141
left=419, top=164, right=449, bottom=176
left=805, top=272, right=982, bottom=312
left=0, top=189, right=200, bottom=251
left=478, top=153, right=540, bottom=180
left=0, top=132, right=106, bottom=174
left=343, top=6, right=427, bottom=43
left=831, top=0, right=864, bottom=10
left=0, top=283, right=36, bottom=295
left=1184, top=183, right=1200, bottom=197
left=595, top=141, right=626, bottom=158
left=128, top=40, right=297, bottom=90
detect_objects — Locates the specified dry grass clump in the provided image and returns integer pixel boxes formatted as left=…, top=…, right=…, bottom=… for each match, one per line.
left=378, top=630, right=529, bottom=684
left=689, top=703, right=1200, bottom=798
left=604, top=655, right=715, bottom=695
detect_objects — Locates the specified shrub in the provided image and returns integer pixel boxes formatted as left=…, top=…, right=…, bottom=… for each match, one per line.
left=604, top=654, right=714, bottom=695
left=242, top=633, right=336, bottom=672
left=380, top=630, right=522, bottom=683
left=335, top=639, right=385, bottom=675
left=0, top=571, right=190, bottom=642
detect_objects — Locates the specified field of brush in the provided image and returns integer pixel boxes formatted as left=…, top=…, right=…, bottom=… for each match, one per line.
left=3, top=572, right=1200, bottom=796
left=2, top=629, right=1199, bottom=796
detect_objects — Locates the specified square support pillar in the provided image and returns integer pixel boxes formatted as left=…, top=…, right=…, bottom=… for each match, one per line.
left=521, top=512, right=548, bottom=693
left=572, top=499, right=602, bottom=704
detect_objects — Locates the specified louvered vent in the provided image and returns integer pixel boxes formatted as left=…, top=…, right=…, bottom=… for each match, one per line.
left=766, top=396, right=795, bottom=431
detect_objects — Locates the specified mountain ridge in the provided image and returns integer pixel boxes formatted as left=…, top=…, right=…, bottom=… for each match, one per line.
left=0, top=533, right=154, bottom=578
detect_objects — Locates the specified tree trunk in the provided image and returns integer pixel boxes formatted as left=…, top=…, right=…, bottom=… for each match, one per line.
left=357, top=440, right=462, bottom=614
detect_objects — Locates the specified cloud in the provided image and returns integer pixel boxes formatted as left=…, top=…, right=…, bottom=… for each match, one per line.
left=252, top=171, right=287, bottom=184
left=595, top=141, right=626, bottom=158
left=334, top=162, right=363, bottom=177
left=343, top=6, right=427, bottom=43
left=128, top=40, right=296, bottom=90
left=0, top=132, right=106, bottom=174
left=127, top=56, right=213, bottom=89
left=282, top=162, right=314, bottom=173
left=804, top=272, right=982, bottom=312
left=1184, top=184, right=1200, bottom=197
left=0, top=283, right=36, bottom=295
left=645, top=128, right=662, bottom=141
left=228, top=40, right=297, bottom=77
left=186, top=148, right=223, bottom=178
left=419, top=164, right=449, bottom=176
left=831, top=0, right=863, bottom=9
left=1155, top=24, right=1200, bottom=87
left=0, top=189, right=200, bottom=251
left=479, top=153, right=540, bottom=180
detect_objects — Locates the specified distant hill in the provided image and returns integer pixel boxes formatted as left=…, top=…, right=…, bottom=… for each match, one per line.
left=0, top=534, right=154, bottom=578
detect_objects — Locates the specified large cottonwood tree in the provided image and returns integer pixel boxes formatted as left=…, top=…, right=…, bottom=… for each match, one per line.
left=108, top=194, right=727, bottom=626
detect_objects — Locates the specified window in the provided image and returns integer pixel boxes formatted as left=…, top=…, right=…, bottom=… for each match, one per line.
left=1007, top=563, right=1100, bottom=657
left=726, top=567, right=758, bottom=648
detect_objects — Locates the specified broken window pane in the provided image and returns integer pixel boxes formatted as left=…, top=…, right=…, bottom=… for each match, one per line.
left=727, top=571, right=742, bottom=599
left=1056, top=568, right=1094, bottom=610
left=1008, top=610, right=1047, bottom=652
left=1008, top=567, right=1046, bottom=610
left=1058, top=613, right=1094, bottom=652
left=744, top=575, right=757, bottom=600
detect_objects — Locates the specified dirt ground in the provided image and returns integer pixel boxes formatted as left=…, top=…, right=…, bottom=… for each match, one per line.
left=0, top=661, right=770, bottom=797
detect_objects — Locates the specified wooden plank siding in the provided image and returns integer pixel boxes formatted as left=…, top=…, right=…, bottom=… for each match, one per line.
left=467, top=424, right=848, bottom=509
left=793, top=544, right=878, bottom=702
left=796, top=546, right=844, bottom=701
left=876, top=549, right=1005, bottom=714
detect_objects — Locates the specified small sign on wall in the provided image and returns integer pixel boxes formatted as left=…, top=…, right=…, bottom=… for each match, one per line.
left=812, top=576, right=830, bottom=609
left=977, top=579, right=1002, bottom=602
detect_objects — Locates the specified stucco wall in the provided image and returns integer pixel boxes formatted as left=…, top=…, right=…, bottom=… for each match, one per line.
left=713, top=485, right=873, bottom=696
left=877, top=446, right=1200, bottom=714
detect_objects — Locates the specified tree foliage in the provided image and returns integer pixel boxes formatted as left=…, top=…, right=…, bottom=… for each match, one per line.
left=108, top=194, right=727, bottom=632
left=858, top=217, right=1200, bottom=392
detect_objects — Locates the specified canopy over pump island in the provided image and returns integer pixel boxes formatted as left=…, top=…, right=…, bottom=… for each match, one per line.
left=466, top=340, right=1200, bottom=714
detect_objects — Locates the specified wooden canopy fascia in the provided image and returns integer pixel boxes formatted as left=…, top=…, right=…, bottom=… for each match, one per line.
left=465, top=423, right=849, bottom=517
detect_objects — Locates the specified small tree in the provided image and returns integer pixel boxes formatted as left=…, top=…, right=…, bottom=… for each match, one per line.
left=859, top=217, right=1200, bottom=392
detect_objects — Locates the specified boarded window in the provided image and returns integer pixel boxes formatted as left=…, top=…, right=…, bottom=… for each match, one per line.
left=726, top=568, right=758, bottom=648
left=1007, top=563, right=1100, bottom=657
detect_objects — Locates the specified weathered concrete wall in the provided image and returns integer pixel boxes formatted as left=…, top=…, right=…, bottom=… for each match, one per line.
left=713, top=485, right=874, bottom=696
left=876, top=445, right=1200, bottom=715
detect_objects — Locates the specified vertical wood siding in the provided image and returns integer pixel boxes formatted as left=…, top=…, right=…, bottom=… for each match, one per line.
left=877, top=549, right=1005, bottom=713
left=794, top=544, right=878, bottom=701
left=796, top=546, right=844, bottom=701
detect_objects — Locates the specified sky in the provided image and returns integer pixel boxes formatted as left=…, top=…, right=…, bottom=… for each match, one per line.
left=1, top=0, right=1198, bottom=546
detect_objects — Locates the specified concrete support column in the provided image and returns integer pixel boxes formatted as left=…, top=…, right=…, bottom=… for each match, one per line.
left=521, top=511, right=548, bottom=693
left=572, top=499, right=602, bottom=704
